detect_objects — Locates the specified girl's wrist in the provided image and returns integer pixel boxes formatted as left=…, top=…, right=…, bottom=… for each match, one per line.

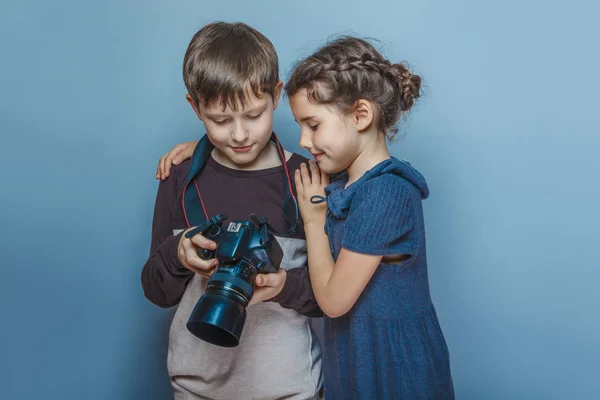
left=303, top=217, right=326, bottom=230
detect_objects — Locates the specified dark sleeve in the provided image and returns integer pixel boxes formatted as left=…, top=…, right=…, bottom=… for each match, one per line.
left=264, top=153, right=322, bottom=317
left=269, top=267, right=323, bottom=318
left=141, top=170, right=194, bottom=308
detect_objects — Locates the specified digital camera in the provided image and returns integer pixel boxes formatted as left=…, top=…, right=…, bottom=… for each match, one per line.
left=184, top=214, right=283, bottom=347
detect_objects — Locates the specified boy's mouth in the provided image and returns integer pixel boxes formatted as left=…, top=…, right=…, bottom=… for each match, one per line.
left=312, top=152, right=324, bottom=161
left=231, top=145, right=254, bottom=153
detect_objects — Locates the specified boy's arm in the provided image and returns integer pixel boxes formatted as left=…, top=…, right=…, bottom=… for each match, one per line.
left=141, top=171, right=194, bottom=308
left=270, top=266, right=323, bottom=318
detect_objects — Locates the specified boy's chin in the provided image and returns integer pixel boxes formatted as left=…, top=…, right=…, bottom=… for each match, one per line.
left=223, top=146, right=269, bottom=169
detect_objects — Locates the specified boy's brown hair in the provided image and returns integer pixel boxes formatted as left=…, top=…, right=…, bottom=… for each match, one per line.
left=183, top=22, right=279, bottom=111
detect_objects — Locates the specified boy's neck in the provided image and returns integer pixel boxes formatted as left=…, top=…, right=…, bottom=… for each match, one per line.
left=211, top=142, right=288, bottom=171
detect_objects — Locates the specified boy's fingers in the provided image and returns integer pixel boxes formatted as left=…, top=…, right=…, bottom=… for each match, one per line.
left=186, top=253, right=218, bottom=273
left=256, top=270, right=285, bottom=288
left=188, top=265, right=215, bottom=278
left=255, top=274, right=265, bottom=286
left=255, top=274, right=273, bottom=287
left=189, top=234, right=217, bottom=250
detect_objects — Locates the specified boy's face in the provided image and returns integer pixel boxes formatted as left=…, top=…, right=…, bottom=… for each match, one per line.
left=187, top=82, right=283, bottom=169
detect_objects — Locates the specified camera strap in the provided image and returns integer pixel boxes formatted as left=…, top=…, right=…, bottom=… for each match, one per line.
left=181, top=132, right=299, bottom=236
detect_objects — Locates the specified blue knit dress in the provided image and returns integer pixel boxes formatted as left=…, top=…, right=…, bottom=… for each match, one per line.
left=320, top=158, right=454, bottom=399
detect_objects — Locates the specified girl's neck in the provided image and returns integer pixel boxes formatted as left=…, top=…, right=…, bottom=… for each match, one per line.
left=346, top=131, right=390, bottom=188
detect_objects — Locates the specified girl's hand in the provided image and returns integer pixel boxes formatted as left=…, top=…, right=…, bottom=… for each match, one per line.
left=295, top=160, right=330, bottom=227
left=156, top=140, right=199, bottom=180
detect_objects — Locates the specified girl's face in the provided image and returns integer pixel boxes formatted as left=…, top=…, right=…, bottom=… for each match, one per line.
left=289, top=89, right=362, bottom=174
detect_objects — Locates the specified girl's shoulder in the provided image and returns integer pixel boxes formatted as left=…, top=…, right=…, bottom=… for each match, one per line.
left=355, top=157, right=429, bottom=203
left=354, top=172, right=423, bottom=208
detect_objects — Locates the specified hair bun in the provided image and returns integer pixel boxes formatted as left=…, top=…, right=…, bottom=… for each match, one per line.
left=391, top=63, right=421, bottom=111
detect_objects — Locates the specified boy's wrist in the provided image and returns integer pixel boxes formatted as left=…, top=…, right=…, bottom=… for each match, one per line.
left=268, top=269, right=291, bottom=303
left=170, top=231, right=191, bottom=273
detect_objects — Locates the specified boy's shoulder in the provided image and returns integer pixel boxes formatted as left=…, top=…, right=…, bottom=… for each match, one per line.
left=286, top=151, right=309, bottom=171
left=165, top=159, right=193, bottom=192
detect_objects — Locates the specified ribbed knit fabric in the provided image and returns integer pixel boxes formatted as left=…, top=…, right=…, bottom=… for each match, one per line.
left=321, top=158, right=455, bottom=400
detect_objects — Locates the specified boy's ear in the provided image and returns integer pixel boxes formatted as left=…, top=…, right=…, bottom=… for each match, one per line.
left=272, top=80, right=284, bottom=110
left=186, top=94, right=203, bottom=120
left=352, top=99, right=375, bottom=132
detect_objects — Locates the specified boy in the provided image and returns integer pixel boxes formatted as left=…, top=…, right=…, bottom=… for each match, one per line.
left=142, top=22, right=322, bottom=400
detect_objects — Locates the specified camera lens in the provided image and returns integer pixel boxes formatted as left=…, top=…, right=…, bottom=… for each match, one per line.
left=186, top=268, right=255, bottom=347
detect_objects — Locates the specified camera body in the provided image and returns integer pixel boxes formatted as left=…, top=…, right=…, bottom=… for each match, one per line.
left=184, top=214, right=283, bottom=347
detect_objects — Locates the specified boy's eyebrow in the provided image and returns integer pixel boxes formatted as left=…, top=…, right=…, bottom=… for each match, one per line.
left=204, top=105, right=267, bottom=117
left=297, top=116, right=316, bottom=122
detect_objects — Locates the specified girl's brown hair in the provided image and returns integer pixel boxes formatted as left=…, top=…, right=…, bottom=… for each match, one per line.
left=285, top=36, right=421, bottom=139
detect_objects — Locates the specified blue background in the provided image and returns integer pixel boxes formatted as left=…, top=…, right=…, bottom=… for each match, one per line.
left=1, top=1, right=598, bottom=399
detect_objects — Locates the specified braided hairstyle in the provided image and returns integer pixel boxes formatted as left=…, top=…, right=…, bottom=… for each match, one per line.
left=285, top=36, right=421, bottom=140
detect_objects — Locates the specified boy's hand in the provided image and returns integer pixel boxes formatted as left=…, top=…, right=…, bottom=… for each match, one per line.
left=177, top=227, right=219, bottom=278
left=249, top=269, right=287, bottom=305
left=156, top=140, right=199, bottom=180
left=295, top=160, right=330, bottom=227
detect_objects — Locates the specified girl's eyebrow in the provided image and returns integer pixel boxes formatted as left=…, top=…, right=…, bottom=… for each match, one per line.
left=296, top=115, right=316, bottom=122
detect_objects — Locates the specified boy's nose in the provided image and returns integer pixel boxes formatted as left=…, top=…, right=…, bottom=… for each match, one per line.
left=231, top=121, right=248, bottom=142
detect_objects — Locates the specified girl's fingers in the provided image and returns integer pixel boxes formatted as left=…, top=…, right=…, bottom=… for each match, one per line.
left=308, top=159, right=320, bottom=185
left=159, top=154, right=168, bottom=179
left=321, top=170, right=330, bottom=187
left=156, top=156, right=163, bottom=179
left=294, top=169, right=304, bottom=196
left=300, top=163, right=311, bottom=185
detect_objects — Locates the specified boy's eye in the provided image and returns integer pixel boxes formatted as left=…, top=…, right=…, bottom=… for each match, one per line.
left=213, top=119, right=230, bottom=125
left=309, top=124, right=319, bottom=132
left=247, top=112, right=263, bottom=120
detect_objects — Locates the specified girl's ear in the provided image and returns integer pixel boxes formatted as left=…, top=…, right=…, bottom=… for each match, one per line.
left=351, top=99, right=375, bottom=132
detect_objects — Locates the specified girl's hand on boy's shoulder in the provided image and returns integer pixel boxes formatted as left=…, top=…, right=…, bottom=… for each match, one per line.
left=156, top=140, right=199, bottom=180
left=295, top=160, right=329, bottom=227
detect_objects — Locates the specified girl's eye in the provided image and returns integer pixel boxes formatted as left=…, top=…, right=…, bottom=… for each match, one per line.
left=309, top=124, right=319, bottom=132
left=247, top=113, right=263, bottom=120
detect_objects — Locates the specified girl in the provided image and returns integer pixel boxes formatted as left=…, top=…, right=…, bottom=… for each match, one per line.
left=285, top=37, right=454, bottom=399
left=157, top=36, right=454, bottom=399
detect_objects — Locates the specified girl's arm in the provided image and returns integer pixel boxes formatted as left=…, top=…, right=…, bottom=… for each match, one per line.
left=303, top=220, right=382, bottom=317
left=296, top=161, right=385, bottom=318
